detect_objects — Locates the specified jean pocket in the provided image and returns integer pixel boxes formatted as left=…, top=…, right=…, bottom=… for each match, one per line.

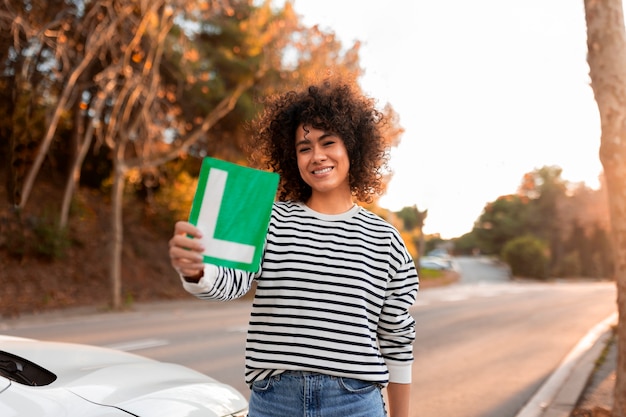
left=338, top=377, right=379, bottom=394
left=250, top=376, right=275, bottom=392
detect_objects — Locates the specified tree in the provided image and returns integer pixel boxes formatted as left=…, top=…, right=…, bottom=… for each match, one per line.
left=470, top=165, right=612, bottom=277
left=0, top=0, right=292, bottom=309
left=0, top=0, right=386, bottom=311
left=1, top=1, right=86, bottom=212
left=90, top=0, right=301, bottom=310
left=395, top=205, right=427, bottom=263
left=396, top=205, right=427, bottom=232
left=474, top=194, right=532, bottom=255
left=518, top=166, right=568, bottom=271
left=584, top=1, right=626, bottom=415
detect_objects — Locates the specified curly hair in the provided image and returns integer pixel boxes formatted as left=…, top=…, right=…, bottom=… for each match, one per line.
left=248, top=77, right=389, bottom=204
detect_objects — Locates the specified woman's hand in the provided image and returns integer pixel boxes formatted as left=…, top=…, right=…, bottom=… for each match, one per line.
left=168, top=221, right=205, bottom=279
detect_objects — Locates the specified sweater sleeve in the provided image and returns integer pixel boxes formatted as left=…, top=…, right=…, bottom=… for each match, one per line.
left=377, top=250, right=419, bottom=384
left=180, top=263, right=257, bottom=301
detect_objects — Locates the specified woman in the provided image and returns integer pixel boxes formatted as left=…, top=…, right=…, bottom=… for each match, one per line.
left=169, top=77, right=418, bottom=417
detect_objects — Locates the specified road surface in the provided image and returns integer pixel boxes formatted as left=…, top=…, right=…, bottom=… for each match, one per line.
left=1, top=256, right=616, bottom=417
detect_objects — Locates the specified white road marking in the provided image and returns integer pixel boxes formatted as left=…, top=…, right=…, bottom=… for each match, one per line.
left=105, top=338, right=169, bottom=352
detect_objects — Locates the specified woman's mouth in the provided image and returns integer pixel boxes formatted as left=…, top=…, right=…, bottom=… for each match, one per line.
left=312, top=167, right=333, bottom=175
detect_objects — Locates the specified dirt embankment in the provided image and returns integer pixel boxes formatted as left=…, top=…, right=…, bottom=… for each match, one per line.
left=1, top=184, right=188, bottom=318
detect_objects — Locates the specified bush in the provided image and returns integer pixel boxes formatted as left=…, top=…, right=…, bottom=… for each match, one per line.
left=501, top=235, right=549, bottom=279
left=32, top=211, right=70, bottom=260
left=153, top=171, right=198, bottom=226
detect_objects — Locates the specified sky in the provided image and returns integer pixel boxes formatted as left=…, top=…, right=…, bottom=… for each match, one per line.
left=289, top=0, right=604, bottom=239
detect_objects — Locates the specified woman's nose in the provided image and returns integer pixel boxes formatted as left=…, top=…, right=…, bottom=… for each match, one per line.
left=312, top=145, right=327, bottom=161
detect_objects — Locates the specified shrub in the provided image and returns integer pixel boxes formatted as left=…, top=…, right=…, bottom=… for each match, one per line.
left=32, top=213, right=70, bottom=260
left=153, top=171, right=198, bottom=226
left=501, top=235, right=549, bottom=279
left=1, top=208, right=69, bottom=260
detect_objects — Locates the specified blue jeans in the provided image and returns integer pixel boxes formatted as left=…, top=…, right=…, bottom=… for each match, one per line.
left=248, top=371, right=387, bottom=417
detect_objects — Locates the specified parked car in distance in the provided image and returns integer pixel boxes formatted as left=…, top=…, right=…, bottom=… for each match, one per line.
left=419, top=256, right=452, bottom=271
left=0, top=335, right=248, bottom=417
left=427, top=248, right=451, bottom=260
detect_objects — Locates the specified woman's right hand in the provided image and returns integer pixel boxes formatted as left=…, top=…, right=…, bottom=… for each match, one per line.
left=168, top=221, right=205, bottom=279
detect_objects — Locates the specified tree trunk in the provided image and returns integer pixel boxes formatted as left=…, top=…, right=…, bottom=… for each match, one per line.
left=59, top=75, right=114, bottom=229
left=110, top=157, right=126, bottom=310
left=18, top=49, right=97, bottom=209
left=583, top=1, right=626, bottom=416
left=17, top=5, right=125, bottom=210
left=59, top=101, right=85, bottom=229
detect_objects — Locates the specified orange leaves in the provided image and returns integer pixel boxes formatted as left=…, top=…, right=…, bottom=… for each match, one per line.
left=183, top=48, right=200, bottom=63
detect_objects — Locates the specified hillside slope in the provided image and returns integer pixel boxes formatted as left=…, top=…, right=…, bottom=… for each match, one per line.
left=1, top=182, right=187, bottom=318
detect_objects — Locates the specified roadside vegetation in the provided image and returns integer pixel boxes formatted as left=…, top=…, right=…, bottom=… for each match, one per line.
left=452, top=166, right=612, bottom=281
left=0, top=1, right=615, bottom=319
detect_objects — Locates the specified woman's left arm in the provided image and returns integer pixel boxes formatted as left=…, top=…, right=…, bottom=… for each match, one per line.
left=387, top=382, right=411, bottom=417
left=378, top=240, right=418, bottom=415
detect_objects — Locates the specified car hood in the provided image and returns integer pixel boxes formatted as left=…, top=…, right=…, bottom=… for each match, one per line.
left=1, top=336, right=247, bottom=417
left=69, top=362, right=246, bottom=417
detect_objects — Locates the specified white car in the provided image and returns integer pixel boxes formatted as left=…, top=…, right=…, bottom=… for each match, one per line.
left=419, top=256, right=452, bottom=270
left=0, top=335, right=248, bottom=417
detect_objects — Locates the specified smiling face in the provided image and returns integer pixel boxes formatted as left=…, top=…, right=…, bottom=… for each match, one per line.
left=295, top=124, right=352, bottom=208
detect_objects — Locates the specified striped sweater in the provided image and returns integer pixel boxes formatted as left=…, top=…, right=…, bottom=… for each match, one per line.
left=182, top=201, right=419, bottom=386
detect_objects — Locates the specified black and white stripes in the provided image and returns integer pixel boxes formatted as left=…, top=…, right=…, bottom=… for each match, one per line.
left=185, top=201, right=418, bottom=386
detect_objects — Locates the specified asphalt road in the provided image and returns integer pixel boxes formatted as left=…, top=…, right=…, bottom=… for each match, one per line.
left=0, top=256, right=617, bottom=417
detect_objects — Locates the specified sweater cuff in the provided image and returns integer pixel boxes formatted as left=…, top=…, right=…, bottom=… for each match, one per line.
left=180, top=264, right=219, bottom=294
left=387, top=361, right=413, bottom=384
